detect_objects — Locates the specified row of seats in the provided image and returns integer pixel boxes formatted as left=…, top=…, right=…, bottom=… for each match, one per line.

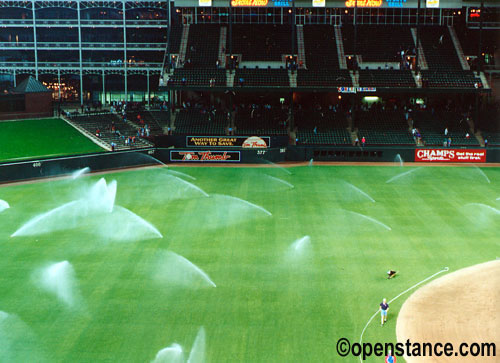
left=232, top=24, right=291, bottom=62
left=343, top=25, right=414, bottom=63
left=173, top=109, right=227, bottom=135
left=69, top=113, right=151, bottom=149
left=296, top=130, right=351, bottom=145
left=167, top=69, right=226, bottom=87
left=185, top=24, right=220, bottom=68
left=235, top=69, right=289, bottom=87
left=358, top=70, right=415, bottom=87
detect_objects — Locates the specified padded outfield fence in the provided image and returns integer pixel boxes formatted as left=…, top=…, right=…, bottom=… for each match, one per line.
left=0, top=146, right=498, bottom=184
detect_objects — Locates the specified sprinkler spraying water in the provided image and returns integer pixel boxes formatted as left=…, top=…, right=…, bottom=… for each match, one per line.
left=151, top=343, right=184, bottom=363
left=0, top=199, right=10, bottom=213
left=11, top=178, right=162, bottom=241
left=71, top=167, right=91, bottom=180
left=37, top=261, right=82, bottom=308
left=154, top=251, right=216, bottom=288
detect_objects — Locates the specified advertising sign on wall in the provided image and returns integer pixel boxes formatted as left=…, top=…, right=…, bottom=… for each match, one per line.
left=171, top=151, right=241, bottom=162
left=199, top=0, right=212, bottom=6
left=186, top=136, right=270, bottom=148
left=426, top=0, right=439, bottom=8
left=415, top=149, right=486, bottom=162
left=313, top=0, right=326, bottom=7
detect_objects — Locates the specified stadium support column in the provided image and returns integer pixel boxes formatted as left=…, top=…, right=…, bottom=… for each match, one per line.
left=291, top=0, right=296, bottom=59
left=475, top=0, right=484, bottom=132
left=102, top=69, right=106, bottom=105
left=147, top=68, right=150, bottom=107
left=31, top=1, right=38, bottom=79
left=416, top=0, right=420, bottom=71
left=58, top=69, right=61, bottom=101
left=229, top=2, right=233, bottom=70
left=13, top=69, right=16, bottom=87
left=353, top=0, right=357, bottom=64
left=123, top=0, right=128, bottom=103
left=77, top=1, right=84, bottom=106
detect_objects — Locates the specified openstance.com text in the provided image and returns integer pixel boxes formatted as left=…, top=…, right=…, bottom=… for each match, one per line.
left=336, top=337, right=496, bottom=361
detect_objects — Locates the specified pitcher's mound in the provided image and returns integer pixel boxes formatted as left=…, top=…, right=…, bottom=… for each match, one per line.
left=396, top=260, right=499, bottom=362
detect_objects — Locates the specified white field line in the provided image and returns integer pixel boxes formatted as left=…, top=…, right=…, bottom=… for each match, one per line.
left=358, top=267, right=450, bottom=363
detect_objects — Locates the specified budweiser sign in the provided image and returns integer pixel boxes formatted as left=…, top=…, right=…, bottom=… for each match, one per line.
left=415, top=149, right=486, bottom=162
left=170, top=150, right=240, bottom=162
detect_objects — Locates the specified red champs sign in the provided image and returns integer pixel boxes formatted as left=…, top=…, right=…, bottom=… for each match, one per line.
left=415, top=149, right=486, bottom=162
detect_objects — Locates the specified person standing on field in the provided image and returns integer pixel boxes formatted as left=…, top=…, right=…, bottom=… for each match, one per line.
left=380, top=298, right=389, bottom=326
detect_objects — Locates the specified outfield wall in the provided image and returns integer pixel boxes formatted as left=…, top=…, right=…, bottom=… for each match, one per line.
left=0, top=146, right=498, bottom=184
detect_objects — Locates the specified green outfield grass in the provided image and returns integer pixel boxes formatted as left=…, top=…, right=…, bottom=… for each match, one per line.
left=0, top=118, right=103, bottom=162
left=0, top=165, right=498, bottom=362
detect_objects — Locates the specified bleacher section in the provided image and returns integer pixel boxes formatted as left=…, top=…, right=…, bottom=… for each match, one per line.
left=235, top=69, right=289, bottom=87
left=184, top=24, right=220, bottom=68
left=358, top=70, right=415, bottom=88
left=413, top=110, right=479, bottom=146
left=126, top=111, right=166, bottom=135
left=419, top=27, right=482, bottom=89
left=69, top=113, right=151, bottom=149
left=356, top=110, right=414, bottom=145
left=168, top=69, right=226, bottom=87
left=295, top=108, right=351, bottom=145
left=342, top=25, right=415, bottom=62
left=173, top=109, right=227, bottom=135
left=297, top=25, right=352, bottom=88
left=235, top=107, right=288, bottom=136
left=232, top=24, right=291, bottom=61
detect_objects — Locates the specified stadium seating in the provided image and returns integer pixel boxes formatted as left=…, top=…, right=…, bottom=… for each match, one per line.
left=295, top=108, right=351, bottom=145
left=168, top=69, right=226, bottom=87
left=173, top=109, right=227, bottom=135
left=69, top=113, right=152, bottom=149
left=235, top=107, right=288, bottom=136
left=421, top=70, right=482, bottom=88
left=297, top=25, right=352, bottom=88
left=235, top=69, right=289, bottom=87
left=184, top=24, right=220, bottom=68
left=356, top=110, right=415, bottom=145
left=232, top=24, right=291, bottom=61
left=412, top=110, right=480, bottom=146
left=358, top=70, right=416, bottom=88
left=126, top=111, right=166, bottom=135
left=342, top=25, right=415, bottom=63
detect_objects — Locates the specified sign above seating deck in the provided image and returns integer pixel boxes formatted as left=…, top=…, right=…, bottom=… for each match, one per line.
left=177, top=0, right=461, bottom=8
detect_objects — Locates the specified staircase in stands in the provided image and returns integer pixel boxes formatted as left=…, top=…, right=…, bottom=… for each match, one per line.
left=178, top=24, right=190, bottom=66
left=288, top=70, right=297, bottom=87
left=219, top=26, right=228, bottom=68
left=334, top=26, right=348, bottom=69
left=349, top=70, right=359, bottom=87
left=410, top=28, right=428, bottom=70
left=448, top=26, right=470, bottom=71
left=226, top=70, right=235, bottom=87
left=411, top=70, right=422, bottom=88
left=296, top=25, right=307, bottom=69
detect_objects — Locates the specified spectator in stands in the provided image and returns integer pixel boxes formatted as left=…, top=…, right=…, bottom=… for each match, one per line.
left=216, top=59, right=220, bottom=69
left=361, top=136, right=366, bottom=147
left=181, top=77, right=187, bottom=86
left=111, top=142, right=116, bottom=151
left=444, top=127, right=448, bottom=136
left=354, top=136, right=359, bottom=146
left=239, top=77, right=245, bottom=87
left=466, top=132, right=470, bottom=140
left=484, top=138, right=488, bottom=147
left=95, top=128, right=101, bottom=138
left=447, top=137, right=452, bottom=147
